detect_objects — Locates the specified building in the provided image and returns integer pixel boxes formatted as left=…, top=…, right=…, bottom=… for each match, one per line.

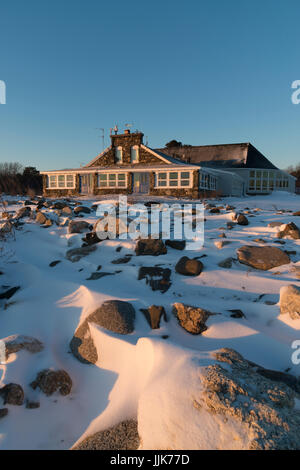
left=41, top=130, right=295, bottom=199
left=156, top=142, right=296, bottom=195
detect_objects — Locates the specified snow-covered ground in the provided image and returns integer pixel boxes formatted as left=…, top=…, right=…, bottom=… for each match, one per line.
left=0, top=191, right=299, bottom=449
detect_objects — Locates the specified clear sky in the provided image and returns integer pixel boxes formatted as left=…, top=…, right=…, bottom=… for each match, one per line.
left=1, top=0, right=300, bottom=171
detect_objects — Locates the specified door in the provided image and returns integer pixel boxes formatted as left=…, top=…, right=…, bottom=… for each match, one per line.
left=132, top=172, right=150, bottom=194
left=79, top=174, right=93, bottom=194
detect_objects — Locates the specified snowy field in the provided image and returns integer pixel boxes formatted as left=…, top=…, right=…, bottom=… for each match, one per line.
left=0, top=191, right=299, bottom=450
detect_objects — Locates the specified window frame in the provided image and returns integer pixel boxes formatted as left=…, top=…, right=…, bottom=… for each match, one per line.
left=155, top=170, right=192, bottom=189
left=130, top=145, right=139, bottom=163
left=97, top=172, right=127, bottom=188
left=115, top=146, right=123, bottom=164
left=47, top=174, right=75, bottom=189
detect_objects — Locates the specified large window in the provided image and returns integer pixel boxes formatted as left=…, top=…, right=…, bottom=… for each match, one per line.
left=130, top=145, right=139, bottom=163
left=97, top=173, right=127, bottom=188
left=248, top=170, right=289, bottom=192
left=199, top=171, right=216, bottom=190
left=48, top=174, right=75, bottom=189
left=155, top=171, right=191, bottom=188
left=115, top=146, right=123, bottom=163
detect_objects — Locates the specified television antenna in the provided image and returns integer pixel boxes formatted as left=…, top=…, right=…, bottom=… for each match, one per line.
left=95, top=128, right=105, bottom=151
left=125, top=122, right=133, bottom=131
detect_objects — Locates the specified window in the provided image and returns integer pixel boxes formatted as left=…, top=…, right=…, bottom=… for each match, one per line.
left=115, top=146, right=123, bottom=163
left=97, top=173, right=127, bottom=188
left=247, top=170, right=290, bottom=192
left=156, top=171, right=191, bottom=188
left=199, top=171, right=216, bottom=189
left=47, top=174, right=75, bottom=189
left=130, top=145, right=139, bottom=163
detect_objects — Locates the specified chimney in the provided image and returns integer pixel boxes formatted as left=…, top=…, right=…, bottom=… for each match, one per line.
left=124, top=129, right=131, bottom=135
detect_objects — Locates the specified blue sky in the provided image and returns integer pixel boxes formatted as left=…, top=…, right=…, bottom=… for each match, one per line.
left=0, top=0, right=300, bottom=171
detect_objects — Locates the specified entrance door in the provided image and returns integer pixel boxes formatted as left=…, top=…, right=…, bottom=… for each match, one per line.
left=132, top=172, right=149, bottom=194
left=79, top=174, right=93, bottom=194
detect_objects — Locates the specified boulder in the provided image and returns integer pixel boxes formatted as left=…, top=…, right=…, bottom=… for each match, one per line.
left=61, top=206, right=72, bottom=216
left=0, top=286, right=20, bottom=300
left=74, top=206, right=91, bottom=214
left=2, top=335, right=43, bottom=360
left=236, top=214, right=249, bottom=225
left=135, top=239, right=167, bottom=256
left=173, top=302, right=211, bottom=334
left=279, top=284, right=300, bottom=319
left=218, top=257, right=234, bottom=268
left=138, top=267, right=171, bottom=293
left=68, top=220, right=91, bottom=234
left=74, top=420, right=140, bottom=450
left=0, top=408, right=8, bottom=419
left=175, top=256, right=203, bottom=276
left=214, top=240, right=231, bottom=249
left=66, top=245, right=97, bottom=262
left=16, top=206, right=31, bottom=219
left=82, top=231, right=102, bottom=246
left=209, top=207, right=220, bottom=214
left=277, top=222, right=300, bottom=240
left=35, top=211, right=48, bottom=225
left=30, top=369, right=72, bottom=396
left=196, top=348, right=300, bottom=450
left=237, top=245, right=290, bottom=271
left=0, top=383, right=24, bottom=405
left=140, top=305, right=167, bottom=329
left=165, top=239, right=186, bottom=250
left=70, top=300, right=135, bottom=364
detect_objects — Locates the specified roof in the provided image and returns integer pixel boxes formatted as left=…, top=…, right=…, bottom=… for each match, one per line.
left=155, top=143, right=278, bottom=170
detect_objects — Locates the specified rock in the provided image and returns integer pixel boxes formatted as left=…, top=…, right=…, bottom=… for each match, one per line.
left=138, top=266, right=171, bottom=293
left=3, top=335, right=43, bottom=360
left=218, top=257, right=234, bottom=268
left=49, top=260, right=61, bottom=267
left=68, top=220, right=91, bottom=234
left=74, top=206, right=91, bottom=214
left=173, top=303, right=211, bottom=334
left=209, top=207, right=220, bottom=213
left=292, top=211, right=300, bottom=216
left=228, top=309, right=245, bottom=318
left=226, top=205, right=235, bottom=211
left=30, top=369, right=72, bottom=396
left=26, top=400, right=40, bottom=409
left=277, top=222, right=300, bottom=240
left=86, top=272, right=113, bottom=280
left=175, top=256, right=203, bottom=276
left=135, top=239, right=167, bottom=256
left=74, top=420, right=140, bottom=450
left=0, top=383, right=24, bottom=405
left=70, top=300, right=135, bottom=364
left=140, top=305, right=167, bottom=329
left=0, top=286, right=20, bottom=300
left=253, top=238, right=266, bottom=244
left=165, top=239, right=186, bottom=250
left=61, top=206, right=72, bottom=216
left=16, top=207, right=31, bottom=219
left=279, top=284, right=300, bottom=319
left=236, top=214, right=249, bottom=225
left=44, top=218, right=52, bottom=227
left=35, top=211, right=48, bottom=225
left=237, top=245, right=290, bottom=271
left=111, top=255, right=132, bottom=264
left=52, top=201, right=67, bottom=210
left=214, top=240, right=231, bottom=249
left=197, top=348, right=300, bottom=450
left=82, top=231, right=102, bottom=246
left=0, top=408, right=8, bottom=418
left=66, top=245, right=97, bottom=262
left=268, top=221, right=283, bottom=227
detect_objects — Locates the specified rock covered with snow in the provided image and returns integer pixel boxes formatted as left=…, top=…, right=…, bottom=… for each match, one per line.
left=2, top=335, right=43, bottom=360
left=279, top=284, right=300, bottom=319
left=277, top=222, right=300, bottom=239
left=237, top=245, right=290, bottom=270
left=70, top=300, right=136, bottom=364
left=65, top=244, right=97, bottom=262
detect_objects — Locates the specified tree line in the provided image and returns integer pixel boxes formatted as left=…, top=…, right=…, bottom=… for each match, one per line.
left=0, top=163, right=42, bottom=196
